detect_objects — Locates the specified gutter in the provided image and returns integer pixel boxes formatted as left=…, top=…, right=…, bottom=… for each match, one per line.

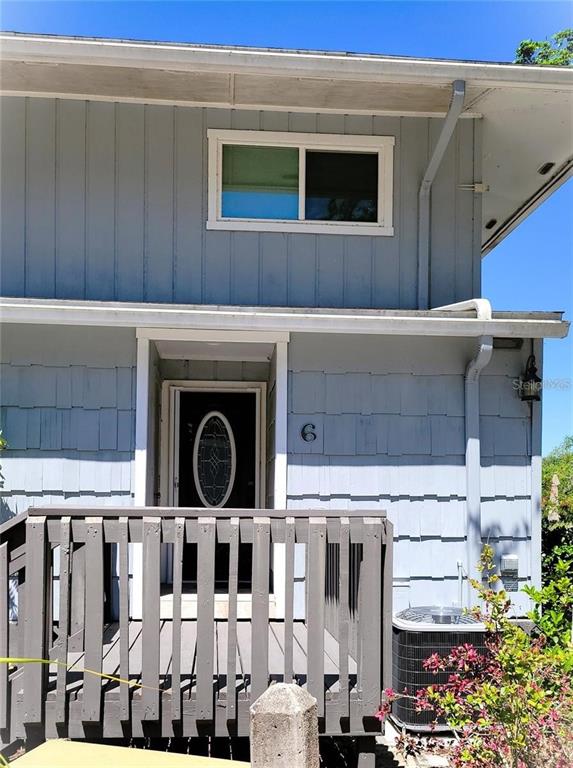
left=435, top=300, right=493, bottom=606
left=417, top=80, right=466, bottom=309
left=0, top=297, right=569, bottom=339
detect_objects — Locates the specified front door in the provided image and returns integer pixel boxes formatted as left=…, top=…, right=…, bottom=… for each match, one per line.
left=177, top=390, right=258, bottom=509
left=174, top=388, right=260, bottom=587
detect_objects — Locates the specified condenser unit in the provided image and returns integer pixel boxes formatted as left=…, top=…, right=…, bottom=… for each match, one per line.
left=392, top=606, right=487, bottom=731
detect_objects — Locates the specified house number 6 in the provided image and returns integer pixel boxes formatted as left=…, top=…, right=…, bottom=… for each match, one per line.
left=301, top=423, right=317, bottom=442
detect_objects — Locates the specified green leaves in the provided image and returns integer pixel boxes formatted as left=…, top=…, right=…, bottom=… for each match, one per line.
left=515, top=29, right=573, bottom=66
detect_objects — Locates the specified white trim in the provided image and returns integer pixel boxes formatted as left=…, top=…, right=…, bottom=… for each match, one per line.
left=207, top=129, right=395, bottom=236
left=162, top=380, right=267, bottom=509
left=209, top=129, right=396, bottom=149
left=134, top=336, right=150, bottom=506
left=1, top=298, right=567, bottom=339
left=192, top=411, right=237, bottom=508
left=530, top=339, right=543, bottom=593
left=136, top=328, right=290, bottom=343
left=273, top=342, right=288, bottom=510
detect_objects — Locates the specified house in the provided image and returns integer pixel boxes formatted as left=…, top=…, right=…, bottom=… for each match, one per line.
left=0, top=32, right=571, bottom=760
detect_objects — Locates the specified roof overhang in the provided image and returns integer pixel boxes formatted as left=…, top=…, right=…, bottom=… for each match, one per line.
left=0, top=297, right=568, bottom=339
left=1, top=33, right=572, bottom=255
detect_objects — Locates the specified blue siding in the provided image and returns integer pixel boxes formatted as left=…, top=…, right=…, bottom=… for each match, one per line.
left=0, top=325, right=135, bottom=520
left=287, top=334, right=534, bottom=611
left=0, top=96, right=481, bottom=309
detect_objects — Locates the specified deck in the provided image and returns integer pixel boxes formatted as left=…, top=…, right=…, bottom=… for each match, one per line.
left=0, top=508, right=392, bottom=744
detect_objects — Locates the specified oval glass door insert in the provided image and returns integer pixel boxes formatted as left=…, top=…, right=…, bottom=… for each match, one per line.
left=192, top=411, right=236, bottom=508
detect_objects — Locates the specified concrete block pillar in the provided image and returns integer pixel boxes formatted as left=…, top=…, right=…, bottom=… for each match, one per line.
left=250, top=683, right=319, bottom=768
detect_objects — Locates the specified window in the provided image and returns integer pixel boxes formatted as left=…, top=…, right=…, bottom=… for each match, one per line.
left=208, top=130, right=394, bottom=236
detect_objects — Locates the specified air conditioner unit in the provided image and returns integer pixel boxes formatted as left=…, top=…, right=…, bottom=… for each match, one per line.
left=392, top=606, right=487, bottom=731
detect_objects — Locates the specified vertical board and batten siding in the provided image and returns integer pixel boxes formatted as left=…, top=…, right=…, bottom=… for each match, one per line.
left=0, top=324, right=136, bottom=519
left=287, top=334, right=535, bottom=612
left=0, top=95, right=481, bottom=309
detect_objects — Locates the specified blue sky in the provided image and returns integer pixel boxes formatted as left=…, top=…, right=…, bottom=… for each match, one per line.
left=2, top=0, right=572, bottom=453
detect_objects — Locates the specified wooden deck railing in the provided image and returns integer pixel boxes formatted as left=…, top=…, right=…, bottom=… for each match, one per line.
left=0, top=507, right=392, bottom=745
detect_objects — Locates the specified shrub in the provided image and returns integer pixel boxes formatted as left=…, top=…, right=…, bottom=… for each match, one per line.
left=377, top=546, right=573, bottom=768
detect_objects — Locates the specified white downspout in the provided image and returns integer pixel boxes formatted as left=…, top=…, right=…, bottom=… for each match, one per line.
left=417, top=79, right=466, bottom=310
left=465, top=335, right=493, bottom=606
left=434, top=299, right=493, bottom=606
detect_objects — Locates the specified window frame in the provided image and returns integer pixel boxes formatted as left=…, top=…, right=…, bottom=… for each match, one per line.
left=207, top=129, right=395, bottom=236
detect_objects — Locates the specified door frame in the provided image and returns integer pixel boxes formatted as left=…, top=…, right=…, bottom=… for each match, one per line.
left=160, top=380, right=267, bottom=509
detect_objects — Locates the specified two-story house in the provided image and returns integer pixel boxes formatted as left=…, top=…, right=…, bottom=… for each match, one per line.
left=0, top=33, right=571, bottom=759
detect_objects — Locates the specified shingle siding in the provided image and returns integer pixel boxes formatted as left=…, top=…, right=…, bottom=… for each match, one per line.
left=0, top=325, right=135, bottom=519
left=287, top=334, right=534, bottom=611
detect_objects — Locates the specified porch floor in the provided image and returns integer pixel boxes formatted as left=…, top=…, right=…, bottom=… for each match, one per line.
left=41, top=619, right=357, bottom=700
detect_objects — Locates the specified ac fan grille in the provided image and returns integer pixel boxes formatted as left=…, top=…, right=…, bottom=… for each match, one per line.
left=392, top=628, right=488, bottom=730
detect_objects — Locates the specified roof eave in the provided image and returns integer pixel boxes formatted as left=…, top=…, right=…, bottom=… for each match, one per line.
left=0, top=297, right=568, bottom=339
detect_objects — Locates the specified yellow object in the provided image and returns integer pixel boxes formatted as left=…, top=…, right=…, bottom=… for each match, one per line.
left=12, top=740, right=250, bottom=767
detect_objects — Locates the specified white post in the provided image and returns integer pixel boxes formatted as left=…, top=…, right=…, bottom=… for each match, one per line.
left=131, top=334, right=150, bottom=619
left=273, top=341, right=289, bottom=618
left=250, top=684, right=319, bottom=768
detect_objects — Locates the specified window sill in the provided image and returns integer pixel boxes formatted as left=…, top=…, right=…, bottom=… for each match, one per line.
left=206, top=219, right=394, bottom=237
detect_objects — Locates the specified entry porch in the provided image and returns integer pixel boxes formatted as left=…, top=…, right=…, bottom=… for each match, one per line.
left=0, top=507, right=393, bottom=744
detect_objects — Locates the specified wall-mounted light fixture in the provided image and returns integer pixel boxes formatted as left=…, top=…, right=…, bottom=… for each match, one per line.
left=519, top=355, right=542, bottom=402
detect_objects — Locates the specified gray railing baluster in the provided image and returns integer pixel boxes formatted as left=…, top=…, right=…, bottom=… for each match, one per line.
left=82, top=517, right=104, bottom=722
left=12, top=507, right=392, bottom=740
left=251, top=517, right=270, bottom=703
left=0, top=542, right=8, bottom=730
left=55, top=517, right=71, bottom=724
left=226, top=517, right=239, bottom=721
left=307, top=517, right=326, bottom=717
left=171, top=517, right=184, bottom=722
left=338, top=517, right=350, bottom=721
left=142, top=517, right=161, bottom=721
left=70, top=543, right=85, bottom=652
left=119, top=517, right=130, bottom=721
left=24, top=516, right=47, bottom=726
left=360, top=518, right=382, bottom=715
left=284, top=517, right=295, bottom=683
left=196, top=517, right=216, bottom=721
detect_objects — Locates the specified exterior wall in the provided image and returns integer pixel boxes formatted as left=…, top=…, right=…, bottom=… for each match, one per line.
left=0, top=96, right=481, bottom=310
left=286, top=333, right=536, bottom=613
left=0, top=322, right=538, bottom=614
left=0, top=324, right=136, bottom=520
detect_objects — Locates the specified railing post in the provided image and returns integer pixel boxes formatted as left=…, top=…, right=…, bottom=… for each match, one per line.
left=307, top=517, right=326, bottom=718
left=251, top=518, right=270, bottom=703
left=0, top=542, right=8, bottom=732
left=196, top=517, right=216, bottom=721
left=82, top=517, right=104, bottom=722
left=250, top=683, right=319, bottom=768
left=23, top=516, right=47, bottom=727
left=142, top=517, right=161, bottom=721
left=55, top=517, right=71, bottom=724
left=359, top=517, right=383, bottom=718
left=382, top=519, right=394, bottom=691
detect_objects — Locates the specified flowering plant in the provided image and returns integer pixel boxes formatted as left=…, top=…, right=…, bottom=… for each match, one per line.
left=376, top=545, right=573, bottom=767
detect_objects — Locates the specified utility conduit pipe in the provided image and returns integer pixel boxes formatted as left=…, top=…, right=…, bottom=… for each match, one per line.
left=417, top=79, right=466, bottom=310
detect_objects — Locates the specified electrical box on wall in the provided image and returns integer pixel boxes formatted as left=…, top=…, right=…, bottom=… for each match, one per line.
left=501, top=554, right=519, bottom=592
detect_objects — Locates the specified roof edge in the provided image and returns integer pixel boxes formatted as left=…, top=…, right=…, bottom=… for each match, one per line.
left=2, top=32, right=572, bottom=90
